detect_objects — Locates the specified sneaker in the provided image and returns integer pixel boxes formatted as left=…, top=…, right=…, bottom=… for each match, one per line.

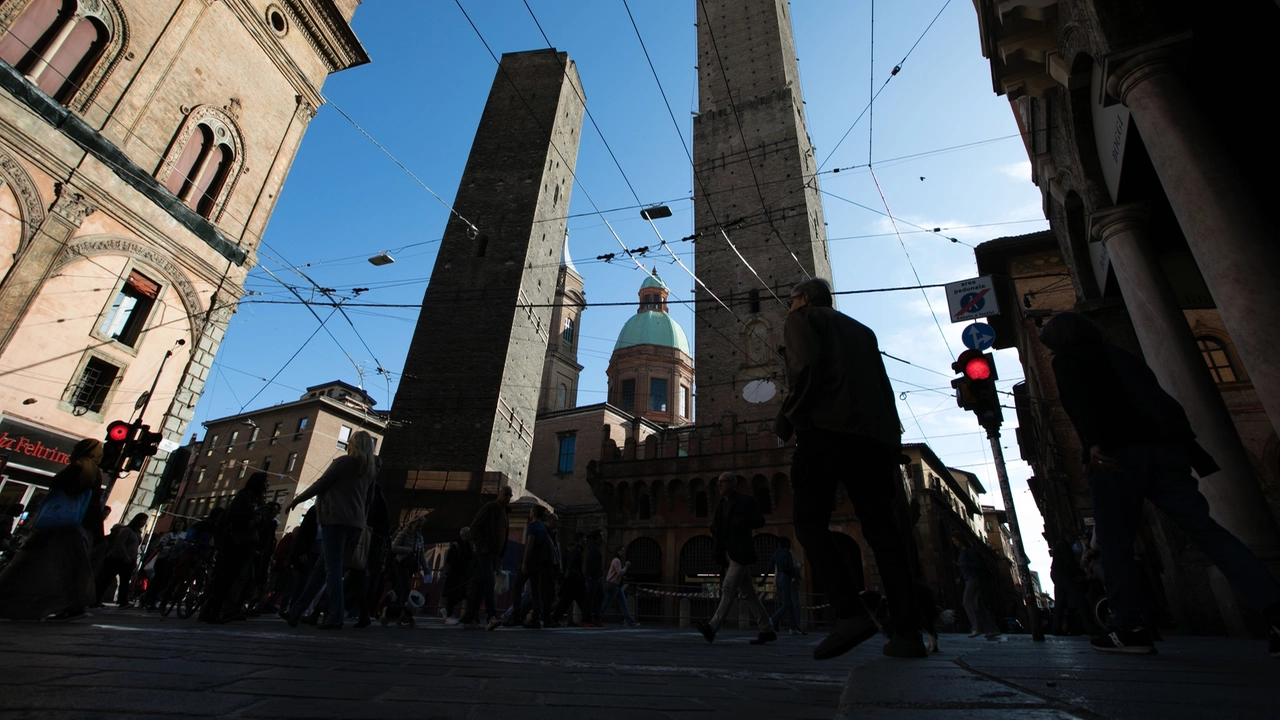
left=486, top=617, right=501, bottom=631
left=48, top=608, right=87, bottom=623
left=883, top=633, right=928, bottom=658
left=967, top=630, right=982, bottom=638
left=439, top=608, right=448, bottom=620
left=749, top=629, right=778, bottom=645
left=444, top=616, right=460, bottom=626
left=625, top=621, right=641, bottom=629
left=1091, top=628, right=1156, bottom=654
left=813, top=614, right=878, bottom=661
left=462, top=621, right=481, bottom=630
left=696, top=619, right=716, bottom=643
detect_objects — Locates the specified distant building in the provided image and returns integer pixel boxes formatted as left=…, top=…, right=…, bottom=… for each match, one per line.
left=164, top=381, right=385, bottom=534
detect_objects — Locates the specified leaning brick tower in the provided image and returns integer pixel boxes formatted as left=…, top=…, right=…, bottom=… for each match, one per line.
left=379, top=49, right=585, bottom=531
left=692, top=0, right=832, bottom=426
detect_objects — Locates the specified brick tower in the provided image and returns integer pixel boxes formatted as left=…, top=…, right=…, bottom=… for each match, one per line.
left=380, top=49, right=585, bottom=530
left=538, top=233, right=586, bottom=413
left=692, top=0, right=832, bottom=425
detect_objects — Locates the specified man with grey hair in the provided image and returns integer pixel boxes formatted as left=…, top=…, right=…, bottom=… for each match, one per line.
left=778, top=277, right=925, bottom=659
left=696, top=472, right=777, bottom=645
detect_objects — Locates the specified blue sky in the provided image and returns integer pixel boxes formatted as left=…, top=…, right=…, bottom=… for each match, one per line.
left=207, top=1, right=1052, bottom=574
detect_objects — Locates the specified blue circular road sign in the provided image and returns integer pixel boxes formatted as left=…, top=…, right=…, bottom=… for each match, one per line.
left=961, top=322, right=996, bottom=351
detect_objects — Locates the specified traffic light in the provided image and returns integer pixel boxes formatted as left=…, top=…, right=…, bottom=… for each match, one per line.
left=124, top=424, right=164, bottom=473
left=952, top=349, right=1002, bottom=428
left=101, top=420, right=132, bottom=478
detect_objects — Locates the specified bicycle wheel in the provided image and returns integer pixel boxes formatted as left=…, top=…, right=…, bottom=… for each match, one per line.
left=1094, top=597, right=1113, bottom=629
left=177, top=579, right=201, bottom=619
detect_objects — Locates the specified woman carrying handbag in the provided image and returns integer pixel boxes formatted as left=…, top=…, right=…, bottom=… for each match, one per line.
left=0, top=438, right=107, bottom=621
left=283, top=430, right=377, bottom=630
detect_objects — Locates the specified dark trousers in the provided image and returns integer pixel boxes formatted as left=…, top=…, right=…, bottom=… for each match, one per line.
left=441, top=579, right=467, bottom=617
left=96, top=557, right=134, bottom=605
left=583, top=577, right=602, bottom=623
left=201, top=544, right=251, bottom=620
left=1051, top=576, right=1100, bottom=633
left=288, top=524, right=360, bottom=626
left=462, top=551, right=499, bottom=623
left=1090, top=443, right=1280, bottom=631
left=551, top=575, right=585, bottom=622
left=508, top=566, right=547, bottom=624
left=791, top=429, right=921, bottom=633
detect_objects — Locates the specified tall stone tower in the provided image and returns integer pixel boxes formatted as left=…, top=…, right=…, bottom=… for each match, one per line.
left=380, top=49, right=585, bottom=530
left=539, top=234, right=586, bottom=413
left=692, top=0, right=832, bottom=425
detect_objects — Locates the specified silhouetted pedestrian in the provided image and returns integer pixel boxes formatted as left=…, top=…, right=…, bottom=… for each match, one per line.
left=697, top=472, right=774, bottom=644
left=461, top=486, right=512, bottom=631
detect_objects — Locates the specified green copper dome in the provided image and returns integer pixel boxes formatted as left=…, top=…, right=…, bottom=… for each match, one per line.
left=640, top=272, right=667, bottom=290
left=614, top=311, right=690, bottom=355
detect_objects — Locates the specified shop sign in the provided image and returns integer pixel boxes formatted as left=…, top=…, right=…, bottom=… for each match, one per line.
left=0, top=416, right=79, bottom=476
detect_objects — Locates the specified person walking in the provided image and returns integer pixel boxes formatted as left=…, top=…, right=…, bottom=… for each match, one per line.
left=765, top=536, right=805, bottom=635
left=697, top=472, right=775, bottom=644
left=777, top=278, right=925, bottom=659
left=1050, top=531, right=1102, bottom=635
left=550, top=532, right=587, bottom=626
left=542, top=514, right=563, bottom=626
left=601, top=546, right=640, bottom=628
left=1040, top=312, right=1280, bottom=656
left=96, top=512, right=148, bottom=608
left=200, top=473, right=267, bottom=623
left=142, top=519, right=186, bottom=611
left=0, top=439, right=105, bottom=621
left=952, top=533, right=1002, bottom=639
left=0, top=502, right=24, bottom=555
left=461, top=486, right=512, bottom=631
left=582, top=529, right=605, bottom=627
left=284, top=431, right=378, bottom=630
left=439, top=527, right=472, bottom=625
left=507, top=505, right=553, bottom=629
left=384, top=516, right=429, bottom=628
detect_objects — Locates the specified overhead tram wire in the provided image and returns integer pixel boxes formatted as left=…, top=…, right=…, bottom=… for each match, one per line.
left=818, top=0, right=954, bottom=171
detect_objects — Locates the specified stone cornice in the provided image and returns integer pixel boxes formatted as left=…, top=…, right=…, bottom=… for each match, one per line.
left=283, top=0, right=370, bottom=73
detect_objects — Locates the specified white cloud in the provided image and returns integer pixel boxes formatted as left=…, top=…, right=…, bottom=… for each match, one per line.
left=998, top=160, right=1032, bottom=182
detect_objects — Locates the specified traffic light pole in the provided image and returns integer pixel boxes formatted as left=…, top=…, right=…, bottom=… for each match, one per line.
left=985, top=424, right=1045, bottom=642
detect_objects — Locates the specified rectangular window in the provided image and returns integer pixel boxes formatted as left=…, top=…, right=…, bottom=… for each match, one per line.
left=337, top=425, right=352, bottom=451
left=557, top=434, right=576, bottom=474
left=227, top=430, right=239, bottom=453
left=215, top=462, right=225, bottom=486
left=262, top=456, right=272, bottom=474
left=620, top=379, right=635, bottom=412
left=68, top=357, right=120, bottom=414
left=99, top=270, right=160, bottom=347
left=286, top=452, right=298, bottom=473
left=269, top=422, right=282, bottom=445
left=294, top=417, right=308, bottom=441
left=562, top=317, right=575, bottom=345
left=207, top=435, right=218, bottom=457
left=679, top=385, right=689, bottom=418
left=650, top=378, right=668, bottom=412
left=246, top=425, right=260, bottom=450
left=196, top=467, right=206, bottom=485
left=238, top=459, right=248, bottom=479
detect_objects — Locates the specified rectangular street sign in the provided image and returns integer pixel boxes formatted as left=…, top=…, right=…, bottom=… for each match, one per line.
left=945, top=276, right=999, bottom=323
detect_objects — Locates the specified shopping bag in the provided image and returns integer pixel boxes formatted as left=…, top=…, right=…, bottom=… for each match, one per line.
left=32, top=489, right=91, bottom=532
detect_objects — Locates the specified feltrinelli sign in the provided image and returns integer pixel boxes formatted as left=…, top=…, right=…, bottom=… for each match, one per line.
left=0, top=416, right=79, bottom=476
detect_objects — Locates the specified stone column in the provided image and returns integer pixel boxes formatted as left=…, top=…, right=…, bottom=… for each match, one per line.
left=1091, top=205, right=1280, bottom=557
left=1108, top=51, right=1280, bottom=441
left=0, top=185, right=96, bottom=355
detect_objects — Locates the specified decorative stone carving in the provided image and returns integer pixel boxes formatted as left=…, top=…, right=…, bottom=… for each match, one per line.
left=50, top=184, right=96, bottom=226
left=0, top=0, right=132, bottom=113
left=51, top=235, right=204, bottom=342
left=295, top=95, right=318, bottom=122
left=0, top=150, right=46, bottom=251
left=223, top=97, right=241, bottom=120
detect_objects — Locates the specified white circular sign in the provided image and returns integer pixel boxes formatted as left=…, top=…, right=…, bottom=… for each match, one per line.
left=743, top=379, right=777, bottom=404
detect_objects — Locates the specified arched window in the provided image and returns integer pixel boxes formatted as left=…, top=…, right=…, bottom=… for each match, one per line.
left=1197, top=336, right=1239, bottom=384
left=679, top=536, right=716, bottom=578
left=157, top=106, right=243, bottom=221
left=0, top=0, right=119, bottom=107
left=627, top=537, right=662, bottom=578
left=638, top=494, right=651, bottom=520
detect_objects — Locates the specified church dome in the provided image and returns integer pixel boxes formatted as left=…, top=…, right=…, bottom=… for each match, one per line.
left=640, top=273, right=667, bottom=290
left=615, top=311, right=690, bottom=355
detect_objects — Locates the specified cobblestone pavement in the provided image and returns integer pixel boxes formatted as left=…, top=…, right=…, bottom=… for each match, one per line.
left=0, top=608, right=845, bottom=719
left=2, top=609, right=1277, bottom=719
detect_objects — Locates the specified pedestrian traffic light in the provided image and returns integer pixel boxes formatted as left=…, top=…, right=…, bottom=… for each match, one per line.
left=124, top=424, right=164, bottom=473
left=952, top=350, right=1002, bottom=428
left=101, top=420, right=132, bottom=478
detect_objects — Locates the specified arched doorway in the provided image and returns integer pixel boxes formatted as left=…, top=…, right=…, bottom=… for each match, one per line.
left=679, top=535, right=718, bottom=618
left=626, top=536, right=663, bottom=620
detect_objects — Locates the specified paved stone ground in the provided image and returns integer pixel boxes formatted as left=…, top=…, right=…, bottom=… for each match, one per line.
left=837, top=632, right=1280, bottom=719
left=0, top=608, right=845, bottom=719
left=2, top=610, right=1277, bottom=719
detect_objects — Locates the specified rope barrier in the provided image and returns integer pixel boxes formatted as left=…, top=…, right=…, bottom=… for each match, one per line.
left=634, top=585, right=830, bottom=610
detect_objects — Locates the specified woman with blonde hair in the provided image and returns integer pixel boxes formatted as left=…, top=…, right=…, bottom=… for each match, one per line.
left=0, top=438, right=107, bottom=621
left=284, top=430, right=378, bottom=629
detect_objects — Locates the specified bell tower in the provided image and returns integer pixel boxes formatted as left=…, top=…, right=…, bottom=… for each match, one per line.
left=692, top=0, right=832, bottom=424
left=539, top=233, right=586, bottom=413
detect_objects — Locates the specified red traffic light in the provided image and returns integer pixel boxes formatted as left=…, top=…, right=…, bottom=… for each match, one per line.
left=964, top=356, right=991, bottom=381
left=106, top=421, right=131, bottom=442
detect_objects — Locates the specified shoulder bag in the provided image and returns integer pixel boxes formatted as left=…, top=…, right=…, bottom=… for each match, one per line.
left=33, top=489, right=92, bottom=532
left=343, top=473, right=377, bottom=570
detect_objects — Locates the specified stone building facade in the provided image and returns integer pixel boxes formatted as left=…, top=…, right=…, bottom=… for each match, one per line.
left=379, top=49, right=586, bottom=536
left=0, top=0, right=367, bottom=521
left=161, top=380, right=385, bottom=535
